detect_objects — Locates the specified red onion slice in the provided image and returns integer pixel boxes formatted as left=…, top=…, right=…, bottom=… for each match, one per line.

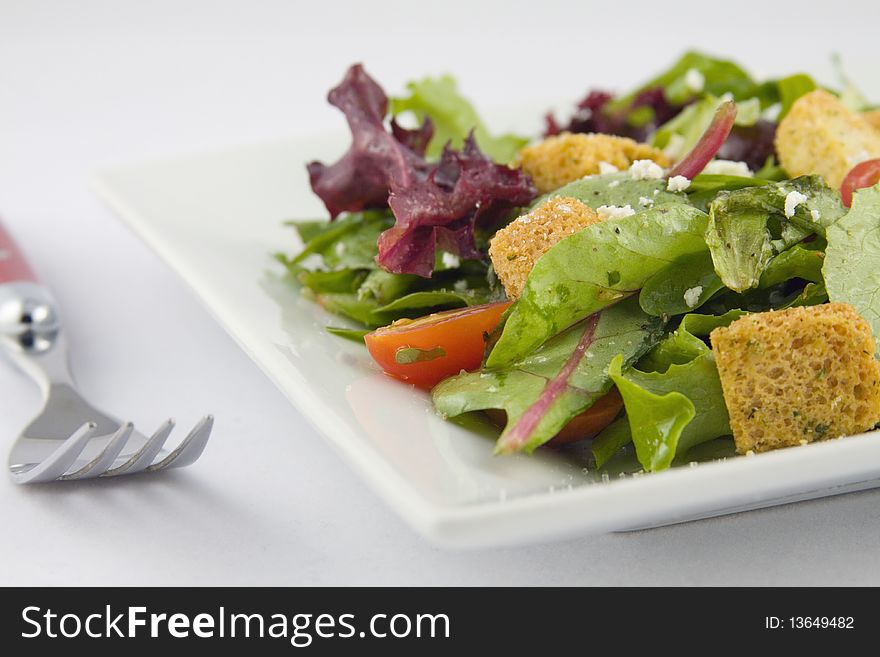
left=668, top=100, right=737, bottom=180
left=496, top=313, right=600, bottom=454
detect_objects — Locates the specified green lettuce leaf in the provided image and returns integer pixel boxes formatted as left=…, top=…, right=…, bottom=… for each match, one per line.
left=678, top=309, right=747, bottom=336
left=390, top=75, right=528, bottom=163
left=608, top=51, right=762, bottom=111
left=608, top=355, right=695, bottom=472
left=282, top=211, right=494, bottom=329
left=705, top=176, right=845, bottom=293
left=288, top=210, right=392, bottom=269
left=777, top=73, right=817, bottom=121
left=593, top=320, right=732, bottom=470
left=432, top=298, right=664, bottom=453
left=486, top=203, right=709, bottom=368
left=824, top=185, right=880, bottom=350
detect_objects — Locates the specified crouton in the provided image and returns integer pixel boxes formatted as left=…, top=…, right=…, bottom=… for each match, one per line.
left=864, top=109, right=880, bottom=132
left=710, top=303, right=880, bottom=454
left=517, top=132, right=670, bottom=194
left=489, top=196, right=601, bottom=299
left=775, top=90, right=880, bottom=188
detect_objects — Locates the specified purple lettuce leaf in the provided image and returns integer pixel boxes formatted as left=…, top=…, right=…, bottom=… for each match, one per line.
left=306, top=64, right=432, bottom=218
left=379, top=134, right=536, bottom=277
left=309, top=65, right=535, bottom=277
left=545, top=87, right=685, bottom=142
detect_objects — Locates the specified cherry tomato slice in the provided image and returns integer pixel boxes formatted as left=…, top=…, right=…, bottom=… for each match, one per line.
left=840, top=158, right=880, bottom=208
left=365, top=301, right=512, bottom=389
left=485, top=388, right=623, bottom=447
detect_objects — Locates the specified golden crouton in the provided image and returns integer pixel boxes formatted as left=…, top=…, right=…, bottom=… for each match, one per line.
left=711, top=303, right=880, bottom=454
left=518, top=132, right=670, bottom=194
left=863, top=109, right=880, bottom=132
left=489, top=197, right=601, bottom=299
left=775, top=90, right=880, bottom=188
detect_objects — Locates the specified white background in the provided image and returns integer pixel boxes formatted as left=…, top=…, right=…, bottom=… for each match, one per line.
left=2, top=0, right=880, bottom=585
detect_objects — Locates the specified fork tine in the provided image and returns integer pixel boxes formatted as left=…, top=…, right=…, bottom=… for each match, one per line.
left=102, top=418, right=175, bottom=477
left=147, top=415, right=213, bottom=471
left=60, top=422, right=134, bottom=481
left=10, top=422, right=97, bottom=484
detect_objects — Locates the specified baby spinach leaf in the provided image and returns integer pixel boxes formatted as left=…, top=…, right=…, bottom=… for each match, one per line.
left=591, top=417, right=634, bottom=469
left=284, top=211, right=496, bottom=327
left=636, top=324, right=709, bottom=372
left=785, top=281, right=828, bottom=308
left=289, top=211, right=393, bottom=268
left=356, top=269, right=420, bottom=305
left=824, top=185, right=880, bottom=350
left=376, top=289, right=488, bottom=313
left=639, top=250, right=724, bottom=316
left=298, top=268, right=365, bottom=294
left=487, top=203, right=709, bottom=368
left=758, top=244, right=824, bottom=289
left=705, top=176, right=844, bottom=293
left=540, top=172, right=687, bottom=211
left=432, top=298, right=664, bottom=454
left=325, top=327, right=370, bottom=342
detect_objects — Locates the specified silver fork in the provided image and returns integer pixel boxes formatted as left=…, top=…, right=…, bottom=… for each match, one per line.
left=0, top=220, right=213, bottom=483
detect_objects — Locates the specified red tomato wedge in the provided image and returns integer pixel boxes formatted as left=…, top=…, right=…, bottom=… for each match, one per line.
left=365, top=301, right=512, bottom=389
left=840, top=158, right=880, bottom=208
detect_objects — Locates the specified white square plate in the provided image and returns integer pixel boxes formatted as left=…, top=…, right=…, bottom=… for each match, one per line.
left=93, top=134, right=880, bottom=548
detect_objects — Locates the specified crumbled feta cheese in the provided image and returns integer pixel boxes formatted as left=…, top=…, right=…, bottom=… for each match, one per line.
left=666, top=175, right=691, bottom=192
left=441, top=252, right=460, bottom=269
left=638, top=196, right=654, bottom=207
left=334, top=242, right=346, bottom=256
left=720, top=92, right=734, bottom=102
left=629, top=159, right=665, bottom=180
left=784, top=190, right=808, bottom=218
left=684, top=68, right=705, bottom=93
left=702, top=159, right=753, bottom=177
left=608, top=180, right=620, bottom=188
left=596, top=204, right=636, bottom=220
left=598, top=161, right=619, bottom=175
left=683, top=286, right=703, bottom=308
left=453, top=279, right=468, bottom=292
left=653, top=189, right=660, bottom=196
left=810, top=208, right=821, bottom=222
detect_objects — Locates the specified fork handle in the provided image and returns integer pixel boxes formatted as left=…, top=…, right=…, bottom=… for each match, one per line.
left=0, top=220, right=37, bottom=283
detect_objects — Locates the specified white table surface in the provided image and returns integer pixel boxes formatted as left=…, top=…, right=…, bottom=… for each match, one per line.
left=2, top=0, right=880, bottom=586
